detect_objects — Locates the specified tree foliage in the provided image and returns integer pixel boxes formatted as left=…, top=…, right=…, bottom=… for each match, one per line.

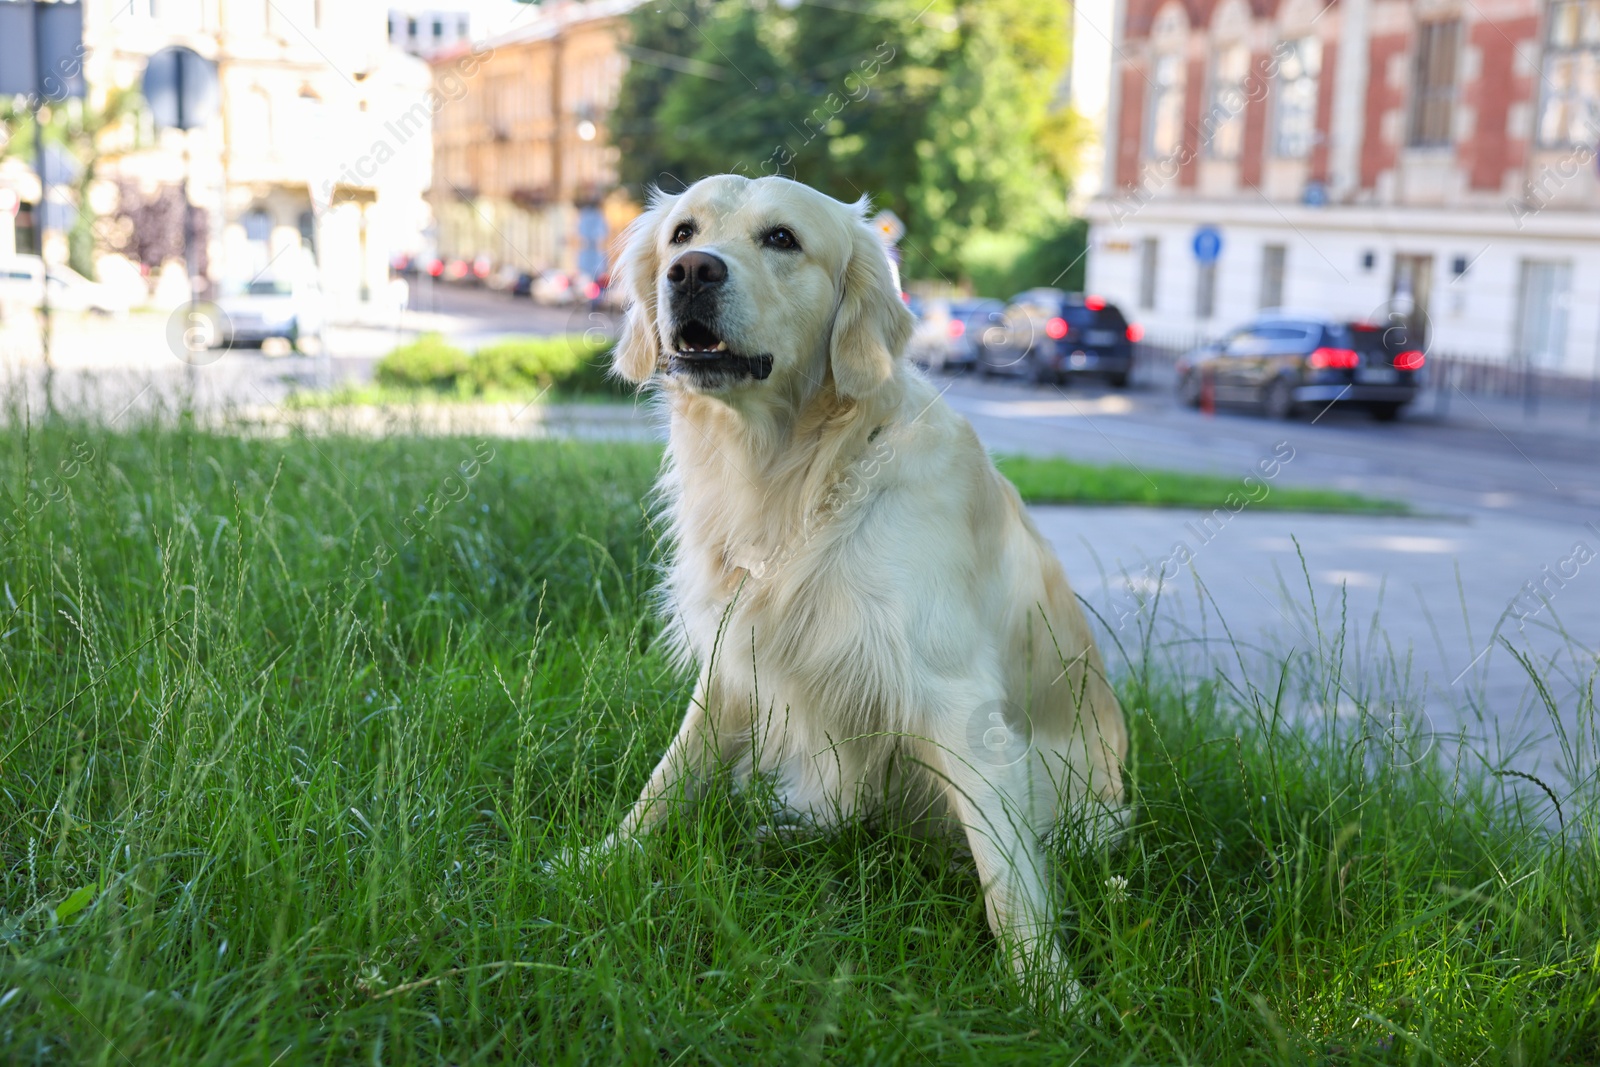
left=611, top=0, right=1084, bottom=284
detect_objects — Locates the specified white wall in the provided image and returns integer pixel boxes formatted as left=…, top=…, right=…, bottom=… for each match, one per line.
left=1087, top=205, right=1600, bottom=375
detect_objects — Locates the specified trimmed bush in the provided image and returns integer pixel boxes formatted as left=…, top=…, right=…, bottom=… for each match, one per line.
left=374, top=333, right=471, bottom=388
left=372, top=333, right=622, bottom=398
left=468, top=334, right=621, bottom=396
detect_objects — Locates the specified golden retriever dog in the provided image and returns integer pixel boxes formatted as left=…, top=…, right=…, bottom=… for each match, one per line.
left=595, top=174, right=1127, bottom=1002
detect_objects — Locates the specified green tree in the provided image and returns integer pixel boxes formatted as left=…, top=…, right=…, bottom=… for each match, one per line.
left=609, top=0, right=1085, bottom=285
left=612, top=0, right=723, bottom=194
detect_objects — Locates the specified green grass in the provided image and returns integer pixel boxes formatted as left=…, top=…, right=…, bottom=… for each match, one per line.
left=995, top=454, right=1407, bottom=514
left=1, top=419, right=1594, bottom=1065
left=284, top=381, right=631, bottom=410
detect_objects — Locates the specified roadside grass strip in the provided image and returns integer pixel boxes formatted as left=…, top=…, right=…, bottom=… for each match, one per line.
left=995, top=453, right=1407, bottom=515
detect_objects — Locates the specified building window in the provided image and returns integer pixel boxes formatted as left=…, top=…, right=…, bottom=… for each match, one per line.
left=1408, top=20, right=1460, bottom=147
left=1207, top=43, right=1250, bottom=159
left=1273, top=36, right=1322, bottom=157
left=1537, top=0, right=1600, bottom=147
left=1195, top=261, right=1218, bottom=319
left=1138, top=237, right=1160, bottom=310
left=1147, top=54, right=1185, bottom=157
left=433, top=18, right=444, bottom=39
left=1516, top=260, right=1572, bottom=367
left=458, top=16, right=469, bottom=38
left=244, top=208, right=272, bottom=243
left=1259, top=244, right=1286, bottom=309
left=408, top=17, right=417, bottom=39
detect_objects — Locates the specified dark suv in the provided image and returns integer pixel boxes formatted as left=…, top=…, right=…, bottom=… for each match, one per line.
left=1175, top=312, right=1425, bottom=420
left=980, top=289, right=1141, bottom=387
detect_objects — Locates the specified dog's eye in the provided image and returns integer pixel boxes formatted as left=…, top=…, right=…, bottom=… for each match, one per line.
left=761, top=227, right=800, bottom=252
left=670, top=222, right=695, bottom=245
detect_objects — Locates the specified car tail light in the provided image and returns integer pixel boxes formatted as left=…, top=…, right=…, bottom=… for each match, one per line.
left=585, top=281, right=602, bottom=300
left=1308, top=347, right=1359, bottom=369
left=427, top=258, right=444, bottom=277
left=1046, top=316, right=1069, bottom=340
left=947, top=319, right=965, bottom=338
left=1084, top=295, right=1106, bottom=311
left=1125, top=323, right=1144, bottom=342
left=1394, top=350, right=1425, bottom=370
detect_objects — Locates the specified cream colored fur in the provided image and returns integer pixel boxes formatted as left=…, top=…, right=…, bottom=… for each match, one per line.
left=598, top=174, right=1128, bottom=1001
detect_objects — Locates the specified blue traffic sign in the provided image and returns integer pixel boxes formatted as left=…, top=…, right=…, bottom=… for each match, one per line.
left=1192, top=226, right=1223, bottom=263
left=143, top=46, right=220, bottom=131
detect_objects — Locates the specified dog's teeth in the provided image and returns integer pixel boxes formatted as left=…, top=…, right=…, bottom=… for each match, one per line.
left=712, top=341, right=727, bottom=352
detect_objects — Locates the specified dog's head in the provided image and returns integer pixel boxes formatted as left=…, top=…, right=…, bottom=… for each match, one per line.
left=611, top=174, right=913, bottom=401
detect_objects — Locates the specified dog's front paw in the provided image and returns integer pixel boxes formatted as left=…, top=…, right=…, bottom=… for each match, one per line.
left=1018, top=969, right=1088, bottom=1017
left=1010, top=946, right=1091, bottom=1019
left=540, top=834, right=642, bottom=876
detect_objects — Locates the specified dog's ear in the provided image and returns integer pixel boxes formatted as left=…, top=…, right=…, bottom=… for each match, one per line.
left=611, top=195, right=677, bottom=384
left=829, top=213, right=914, bottom=399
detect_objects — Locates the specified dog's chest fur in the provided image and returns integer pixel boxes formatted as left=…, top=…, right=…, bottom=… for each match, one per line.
left=658, top=398, right=939, bottom=739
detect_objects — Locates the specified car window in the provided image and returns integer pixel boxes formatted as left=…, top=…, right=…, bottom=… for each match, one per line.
left=959, top=305, right=1004, bottom=324
left=1009, top=289, right=1066, bottom=314
left=1226, top=325, right=1315, bottom=357
left=1094, top=305, right=1129, bottom=330
left=1349, top=321, right=1418, bottom=357
left=1224, top=328, right=1273, bottom=356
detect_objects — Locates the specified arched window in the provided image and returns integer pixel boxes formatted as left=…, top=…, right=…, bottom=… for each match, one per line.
left=1273, top=36, right=1322, bottom=157
left=1206, top=0, right=1252, bottom=160
left=1272, top=0, right=1326, bottom=159
left=1146, top=5, right=1190, bottom=158
left=1538, top=0, right=1600, bottom=146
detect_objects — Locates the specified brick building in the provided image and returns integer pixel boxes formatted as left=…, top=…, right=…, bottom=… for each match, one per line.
left=1084, top=0, right=1600, bottom=375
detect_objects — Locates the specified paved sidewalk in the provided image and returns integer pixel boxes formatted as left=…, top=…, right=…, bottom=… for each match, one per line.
left=1034, top=504, right=1598, bottom=793
left=1404, top=383, right=1600, bottom=454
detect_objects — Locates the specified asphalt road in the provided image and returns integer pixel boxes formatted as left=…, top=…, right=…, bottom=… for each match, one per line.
left=940, top=373, right=1600, bottom=526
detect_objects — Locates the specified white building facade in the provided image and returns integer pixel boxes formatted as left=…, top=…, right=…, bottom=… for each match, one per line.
left=58, top=0, right=433, bottom=305
left=1086, top=0, right=1600, bottom=377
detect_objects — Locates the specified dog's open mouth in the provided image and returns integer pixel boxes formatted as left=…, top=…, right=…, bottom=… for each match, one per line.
left=670, top=320, right=773, bottom=382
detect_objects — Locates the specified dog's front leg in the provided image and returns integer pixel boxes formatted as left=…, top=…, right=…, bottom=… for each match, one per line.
left=932, top=733, right=1080, bottom=1009
left=602, top=675, right=739, bottom=849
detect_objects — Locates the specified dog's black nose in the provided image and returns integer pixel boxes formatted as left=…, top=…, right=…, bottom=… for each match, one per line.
left=666, top=251, right=727, bottom=295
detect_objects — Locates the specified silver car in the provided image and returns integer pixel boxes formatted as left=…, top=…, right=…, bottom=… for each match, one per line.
left=214, top=277, right=323, bottom=349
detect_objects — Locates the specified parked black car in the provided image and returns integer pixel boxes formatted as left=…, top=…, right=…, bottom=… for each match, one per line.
left=980, top=289, right=1140, bottom=387
left=1175, top=311, right=1425, bottom=420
